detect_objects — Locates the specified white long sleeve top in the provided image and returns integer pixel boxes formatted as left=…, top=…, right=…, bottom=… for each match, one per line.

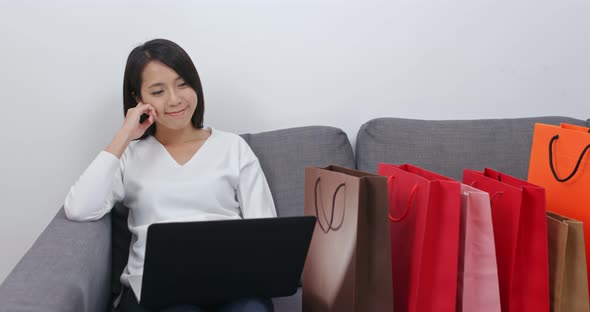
left=64, top=127, right=277, bottom=286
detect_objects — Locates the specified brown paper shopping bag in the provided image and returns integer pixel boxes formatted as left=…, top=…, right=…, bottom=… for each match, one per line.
left=303, top=165, right=394, bottom=312
left=547, top=212, right=590, bottom=312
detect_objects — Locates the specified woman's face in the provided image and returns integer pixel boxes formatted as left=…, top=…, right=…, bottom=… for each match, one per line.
left=139, top=60, right=198, bottom=131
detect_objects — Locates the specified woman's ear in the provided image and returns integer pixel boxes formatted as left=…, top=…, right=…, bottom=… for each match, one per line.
left=132, top=91, right=142, bottom=104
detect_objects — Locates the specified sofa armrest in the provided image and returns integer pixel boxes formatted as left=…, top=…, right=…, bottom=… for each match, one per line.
left=0, top=207, right=112, bottom=312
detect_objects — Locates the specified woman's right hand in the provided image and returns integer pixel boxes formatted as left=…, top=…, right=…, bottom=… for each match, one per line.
left=105, top=102, right=158, bottom=158
left=120, top=102, right=158, bottom=141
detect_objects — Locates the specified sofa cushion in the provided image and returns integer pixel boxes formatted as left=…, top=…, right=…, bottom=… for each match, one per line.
left=356, top=117, right=588, bottom=180
left=242, top=126, right=355, bottom=217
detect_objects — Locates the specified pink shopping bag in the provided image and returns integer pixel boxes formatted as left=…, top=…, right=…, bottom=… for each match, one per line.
left=457, top=184, right=501, bottom=312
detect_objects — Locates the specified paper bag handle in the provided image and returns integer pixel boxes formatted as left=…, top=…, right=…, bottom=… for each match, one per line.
left=470, top=174, right=502, bottom=189
left=491, top=192, right=504, bottom=208
left=549, top=134, right=590, bottom=182
left=387, top=176, right=418, bottom=222
left=314, top=177, right=346, bottom=233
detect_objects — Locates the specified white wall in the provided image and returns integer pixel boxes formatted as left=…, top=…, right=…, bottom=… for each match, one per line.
left=0, top=0, right=588, bottom=285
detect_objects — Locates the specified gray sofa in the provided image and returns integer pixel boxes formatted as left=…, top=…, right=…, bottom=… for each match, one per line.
left=1, top=116, right=588, bottom=312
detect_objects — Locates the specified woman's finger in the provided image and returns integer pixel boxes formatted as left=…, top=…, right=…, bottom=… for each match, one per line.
left=145, top=110, right=157, bottom=125
left=147, top=104, right=157, bottom=116
left=139, top=103, right=152, bottom=113
left=142, top=104, right=158, bottom=118
left=139, top=116, right=152, bottom=131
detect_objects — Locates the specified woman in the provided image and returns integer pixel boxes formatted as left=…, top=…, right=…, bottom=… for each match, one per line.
left=64, top=39, right=277, bottom=312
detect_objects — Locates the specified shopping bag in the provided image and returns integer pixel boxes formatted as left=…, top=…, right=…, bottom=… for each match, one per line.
left=560, top=123, right=590, bottom=132
left=528, top=123, right=590, bottom=286
left=303, top=165, right=393, bottom=312
left=546, top=212, right=590, bottom=312
left=457, top=184, right=501, bottom=312
left=464, top=168, right=550, bottom=312
left=378, top=163, right=461, bottom=312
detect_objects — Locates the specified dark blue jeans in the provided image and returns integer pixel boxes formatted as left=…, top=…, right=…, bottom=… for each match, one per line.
left=116, top=286, right=274, bottom=312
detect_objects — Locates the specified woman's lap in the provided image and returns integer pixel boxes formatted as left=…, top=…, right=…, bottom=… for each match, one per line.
left=161, top=298, right=273, bottom=312
left=117, top=287, right=273, bottom=312
left=216, top=297, right=274, bottom=312
left=160, top=305, right=205, bottom=312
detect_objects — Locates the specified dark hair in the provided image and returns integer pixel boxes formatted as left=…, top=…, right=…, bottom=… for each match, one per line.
left=123, top=39, right=204, bottom=140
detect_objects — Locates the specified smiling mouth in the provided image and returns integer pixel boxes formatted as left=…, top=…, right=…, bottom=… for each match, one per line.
left=166, top=108, right=187, bottom=117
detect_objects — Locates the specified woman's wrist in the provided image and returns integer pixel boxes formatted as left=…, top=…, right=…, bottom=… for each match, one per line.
left=105, top=130, right=132, bottom=159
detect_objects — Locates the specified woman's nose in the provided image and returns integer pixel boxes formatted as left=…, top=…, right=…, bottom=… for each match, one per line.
left=168, top=89, right=181, bottom=106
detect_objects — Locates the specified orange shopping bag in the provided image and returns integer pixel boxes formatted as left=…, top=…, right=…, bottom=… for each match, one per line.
left=560, top=123, right=590, bottom=132
left=528, top=122, right=590, bottom=288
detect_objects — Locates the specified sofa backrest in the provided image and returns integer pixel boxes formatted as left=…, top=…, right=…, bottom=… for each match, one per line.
left=242, top=126, right=355, bottom=217
left=356, top=117, right=588, bottom=180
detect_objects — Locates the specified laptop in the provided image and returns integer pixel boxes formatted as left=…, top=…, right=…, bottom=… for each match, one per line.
left=129, top=216, right=316, bottom=310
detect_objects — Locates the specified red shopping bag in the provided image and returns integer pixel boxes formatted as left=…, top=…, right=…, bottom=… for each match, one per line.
left=463, top=168, right=550, bottom=312
left=378, top=163, right=461, bottom=312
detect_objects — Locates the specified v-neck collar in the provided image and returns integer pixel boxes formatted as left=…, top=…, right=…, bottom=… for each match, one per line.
left=150, top=127, right=214, bottom=168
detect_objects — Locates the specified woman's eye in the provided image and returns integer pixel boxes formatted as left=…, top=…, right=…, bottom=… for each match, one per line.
left=178, top=82, right=187, bottom=87
left=151, top=90, right=164, bottom=96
